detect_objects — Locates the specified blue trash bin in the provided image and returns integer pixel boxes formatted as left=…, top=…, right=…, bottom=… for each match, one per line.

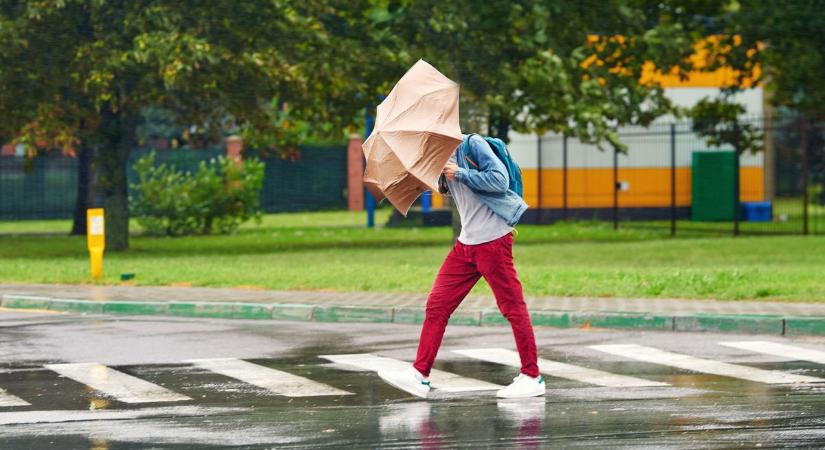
left=741, top=201, right=772, bottom=222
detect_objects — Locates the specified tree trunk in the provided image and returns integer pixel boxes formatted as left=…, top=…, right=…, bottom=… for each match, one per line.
left=487, top=110, right=511, bottom=143
left=98, top=104, right=136, bottom=251
left=70, top=144, right=94, bottom=235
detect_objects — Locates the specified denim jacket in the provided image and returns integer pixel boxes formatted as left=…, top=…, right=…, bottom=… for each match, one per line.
left=446, top=134, right=528, bottom=227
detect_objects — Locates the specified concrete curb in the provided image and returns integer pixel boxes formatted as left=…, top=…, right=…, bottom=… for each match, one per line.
left=2, top=293, right=820, bottom=336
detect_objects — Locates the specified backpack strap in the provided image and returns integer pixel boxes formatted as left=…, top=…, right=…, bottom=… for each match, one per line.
left=461, top=134, right=480, bottom=169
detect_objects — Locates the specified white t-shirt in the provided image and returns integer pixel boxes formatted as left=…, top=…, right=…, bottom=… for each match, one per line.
left=446, top=154, right=513, bottom=245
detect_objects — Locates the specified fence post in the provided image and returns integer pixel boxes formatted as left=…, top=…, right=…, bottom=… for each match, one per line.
left=670, top=123, right=677, bottom=236
left=734, top=154, right=740, bottom=237
left=802, top=117, right=810, bottom=235
left=364, top=107, right=376, bottom=228
left=346, top=134, right=365, bottom=211
left=733, top=121, right=741, bottom=237
left=613, top=147, right=618, bottom=230
left=562, top=135, right=568, bottom=220
left=763, top=114, right=776, bottom=203
left=537, top=134, right=543, bottom=224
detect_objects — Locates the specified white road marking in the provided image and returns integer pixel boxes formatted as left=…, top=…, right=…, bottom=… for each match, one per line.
left=0, top=407, right=295, bottom=447
left=44, top=363, right=191, bottom=403
left=320, top=353, right=502, bottom=393
left=0, top=388, right=29, bottom=407
left=590, top=344, right=825, bottom=384
left=186, top=358, right=352, bottom=397
left=0, top=406, right=247, bottom=425
left=720, top=341, right=825, bottom=364
left=453, top=348, right=668, bottom=388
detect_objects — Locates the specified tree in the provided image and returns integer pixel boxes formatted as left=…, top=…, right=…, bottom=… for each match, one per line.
left=364, top=0, right=729, bottom=148
left=703, top=1, right=825, bottom=118
left=0, top=0, right=749, bottom=244
left=683, top=1, right=825, bottom=204
left=686, top=1, right=825, bottom=132
left=0, top=1, right=349, bottom=249
left=344, top=1, right=730, bottom=239
left=691, top=97, right=763, bottom=155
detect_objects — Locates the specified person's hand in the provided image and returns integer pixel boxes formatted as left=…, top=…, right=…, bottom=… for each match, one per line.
left=443, top=162, right=459, bottom=181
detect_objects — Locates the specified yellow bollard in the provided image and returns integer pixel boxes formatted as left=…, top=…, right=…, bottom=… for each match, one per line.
left=87, top=208, right=105, bottom=279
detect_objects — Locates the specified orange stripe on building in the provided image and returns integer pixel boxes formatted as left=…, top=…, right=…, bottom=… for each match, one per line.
left=522, top=167, right=764, bottom=209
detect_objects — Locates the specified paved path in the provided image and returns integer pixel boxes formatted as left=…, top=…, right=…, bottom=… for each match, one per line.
left=2, top=283, right=824, bottom=316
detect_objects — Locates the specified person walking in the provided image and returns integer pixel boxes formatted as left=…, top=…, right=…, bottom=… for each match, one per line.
left=379, top=134, right=544, bottom=399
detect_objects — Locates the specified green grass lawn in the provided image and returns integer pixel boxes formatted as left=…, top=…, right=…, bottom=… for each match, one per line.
left=1, top=209, right=824, bottom=302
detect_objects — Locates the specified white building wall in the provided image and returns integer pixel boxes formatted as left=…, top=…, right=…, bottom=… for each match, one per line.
left=507, top=87, right=764, bottom=169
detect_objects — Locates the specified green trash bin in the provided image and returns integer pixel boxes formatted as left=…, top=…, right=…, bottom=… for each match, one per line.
left=691, top=150, right=736, bottom=221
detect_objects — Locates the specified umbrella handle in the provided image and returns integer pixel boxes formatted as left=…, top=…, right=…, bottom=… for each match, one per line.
left=438, top=174, right=450, bottom=195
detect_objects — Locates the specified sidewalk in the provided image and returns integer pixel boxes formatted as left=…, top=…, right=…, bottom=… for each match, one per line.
left=2, top=283, right=825, bottom=336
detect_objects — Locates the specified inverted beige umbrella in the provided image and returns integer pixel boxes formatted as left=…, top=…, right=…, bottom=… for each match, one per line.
left=362, top=60, right=462, bottom=215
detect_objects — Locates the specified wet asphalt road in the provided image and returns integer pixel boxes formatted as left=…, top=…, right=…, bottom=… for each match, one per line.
left=2, top=309, right=825, bottom=449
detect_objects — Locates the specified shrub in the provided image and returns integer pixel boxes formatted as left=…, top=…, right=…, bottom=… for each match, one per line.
left=130, top=152, right=264, bottom=236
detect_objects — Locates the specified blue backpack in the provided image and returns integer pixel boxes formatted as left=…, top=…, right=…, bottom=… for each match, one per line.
left=461, top=134, right=524, bottom=197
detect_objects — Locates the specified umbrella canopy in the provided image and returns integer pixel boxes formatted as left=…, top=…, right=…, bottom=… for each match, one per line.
left=362, top=60, right=462, bottom=215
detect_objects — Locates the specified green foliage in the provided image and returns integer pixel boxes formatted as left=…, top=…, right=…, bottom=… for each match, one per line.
left=712, top=0, right=825, bottom=118
left=690, top=97, right=763, bottom=154
left=0, top=1, right=742, bottom=160
left=4, top=0, right=806, bottom=248
left=239, top=99, right=345, bottom=159
left=361, top=0, right=728, bottom=150
left=0, top=1, right=356, bottom=248
left=686, top=2, right=825, bottom=156
left=130, top=152, right=264, bottom=236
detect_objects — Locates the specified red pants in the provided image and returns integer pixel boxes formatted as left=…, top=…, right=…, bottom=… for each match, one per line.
left=413, top=233, right=540, bottom=378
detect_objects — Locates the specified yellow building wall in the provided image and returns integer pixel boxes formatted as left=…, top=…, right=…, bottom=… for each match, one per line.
left=432, top=192, right=444, bottom=208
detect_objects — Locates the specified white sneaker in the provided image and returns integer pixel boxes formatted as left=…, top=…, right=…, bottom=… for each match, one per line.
left=378, top=367, right=431, bottom=398
left=496, top=373, right=546, bottom=398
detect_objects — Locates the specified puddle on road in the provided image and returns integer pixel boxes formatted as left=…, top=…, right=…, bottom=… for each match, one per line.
left=4, top=398, right=825, bottom=449
left=2, top=357, right=825, bottom=448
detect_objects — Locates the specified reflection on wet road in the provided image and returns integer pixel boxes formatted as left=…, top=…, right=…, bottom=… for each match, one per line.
left=1, top=310, right=825, bottom=448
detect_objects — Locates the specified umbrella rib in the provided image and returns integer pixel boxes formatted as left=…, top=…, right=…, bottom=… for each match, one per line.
left=367, top=134, right=429, bottom=190
left=376, top=130, right=460, bottom=139
left=374, top=130, right=459, bottom=181
left=382, top=174, right=430, bottom=212
left=375, top=85, right=459, bottom=132
left=377, top=131, right=458, bottom=170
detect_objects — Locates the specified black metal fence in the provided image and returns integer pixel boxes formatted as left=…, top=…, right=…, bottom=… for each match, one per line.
left=0, top=154, right=78, bottom=220
left=252, top=147, right=348, bottom=213
left=520, top=115, right=825, bottom=236
left=3, top=116, right=824, bottom=238
left=0, top=145, right=348, bottom=220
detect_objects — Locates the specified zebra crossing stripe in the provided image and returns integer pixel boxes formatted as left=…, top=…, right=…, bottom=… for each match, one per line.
left=186, top=358, right=352, bottom=397
left=590, top=344, right=825, bottom=385
left=719, top=341, right=825, bottom=364
left=453, top=348, right=668, bottom=388
left=320, top=353, right=502, bottom=392
left=44, top=363, right=191, bottom=403
left=0, top=388, right=29, bottom=407
left=0, top=406, right=248, bottom=426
